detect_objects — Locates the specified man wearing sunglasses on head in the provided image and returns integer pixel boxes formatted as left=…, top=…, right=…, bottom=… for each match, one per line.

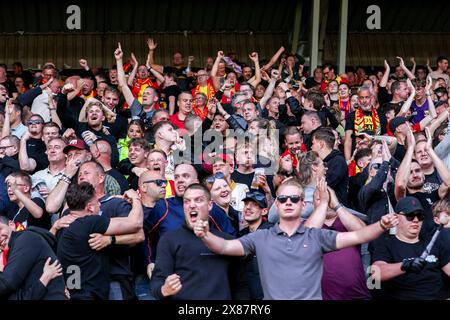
left=18, top=114, right=48, bottom=174
left=133, top=170, right=167, bottom=300
left=193, top=178, right=399, bottom=300
left=371, top=196, right=450, bottom=300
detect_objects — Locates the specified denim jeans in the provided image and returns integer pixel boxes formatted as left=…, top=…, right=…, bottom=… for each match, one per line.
left=135, top=275, right=156, bottom=300
left=109, top=281, right=124, bottom=300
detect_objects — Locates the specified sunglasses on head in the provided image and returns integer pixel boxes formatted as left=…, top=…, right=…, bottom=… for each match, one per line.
left=142, top=179, right=167, bottom=187
left=245, top=191, right=266, bottom=201
left=277, top=195, right=303, bottom=204
left=404, top=211, right=425, bottom=222
left=205, top=172, right=225, bottom=184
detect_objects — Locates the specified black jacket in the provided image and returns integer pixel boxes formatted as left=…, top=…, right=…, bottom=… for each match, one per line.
left=358, top=159, right=399, bottom=224
left=0, top=227, right=66, bottom=300
left=324, top=149, right=349, bottom=206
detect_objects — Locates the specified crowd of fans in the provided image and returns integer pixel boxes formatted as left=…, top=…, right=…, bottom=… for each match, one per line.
left=1, top=38, right=450, bottom=300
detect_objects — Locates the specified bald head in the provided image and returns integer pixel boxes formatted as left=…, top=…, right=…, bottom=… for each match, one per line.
left=139, top=170, right=164, bottom=186
left=139, top=169, right=167, bottom=200
left=95, top=140, right=111, bottom=154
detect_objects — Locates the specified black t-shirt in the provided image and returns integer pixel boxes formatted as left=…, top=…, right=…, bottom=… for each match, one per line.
left=231, top=169, right=275, bottom=196
left=27, top=138, right=49, bottom=174
left=163, top=66, right=190, bottom=91
left=7, top=197, right=50, bottom=230
left=163, top=85, right=181, bottom=114
left=424, top=170, right=442, bottom=192
left=100, top=196, right=133, bottom=277
left=103, top=113, right=128, bottom=141
left=393, top=143, right=406, bottom=163
left=345, top=110, right=387, bottom=154
left=57, top=214, right=110, bottom=300
left=371, top=235, right=450, bottom=300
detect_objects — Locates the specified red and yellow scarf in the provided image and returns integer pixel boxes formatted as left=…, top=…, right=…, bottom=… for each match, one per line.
left=132, top=78, right=158, bottom=104
left=191, top=79, right=216, bottom=102
left=354, top=107, right=380, bottom=135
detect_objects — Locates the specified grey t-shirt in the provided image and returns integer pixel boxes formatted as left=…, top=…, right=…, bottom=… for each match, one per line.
left=239, top=223, right=337, bottom=300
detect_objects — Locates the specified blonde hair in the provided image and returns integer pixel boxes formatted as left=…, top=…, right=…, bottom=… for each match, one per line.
left=432, top=199, right=450, bottom=218
left=276, top=178, right=304, bottom=198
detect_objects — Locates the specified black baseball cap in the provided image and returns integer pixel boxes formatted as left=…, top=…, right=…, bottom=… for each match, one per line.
left=395, top=196, right=424, bottom=215
left=389, top=116, right=408, bottom=134
left=242, top=191, right=267, bottom=208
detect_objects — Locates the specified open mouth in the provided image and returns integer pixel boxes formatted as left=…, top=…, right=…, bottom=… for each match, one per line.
left=220, top=191, right=230, bottom=198
left=153, top=165, right=161, bottom=171
left=189, top=211, right=198, bottom=222
left=0, top=237, right=7, bottom=248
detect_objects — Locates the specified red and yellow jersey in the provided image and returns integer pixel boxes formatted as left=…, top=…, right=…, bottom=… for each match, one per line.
left=132, top=78, right=159, bottom=104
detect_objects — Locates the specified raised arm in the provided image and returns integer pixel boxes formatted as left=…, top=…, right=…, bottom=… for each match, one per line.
left=48, top=94, right=63, bottom=128
left=428, top=109, right=448, bottom=138
left=261, top=46, right=285, bottom=71
left=146, top=38, right=164, bottom=74
left=397, top=56, right=416, bottom=80
left=424, top=128, right=450, bottom=198
left=211, top=51, right=224, bottom=90
left=114, top=43, right=136, bottom=107
left=335, top=213, right=398, bottom=249
left=1, top=100, right=12, bottom=139
left=259, top=77, right=277, bottom=109
left=6, top=176, right=43, bottom=219
left=104, top=190, right=143, bottom=235
left=410, top=57, right=417, bottom=76
left=247, top=52, right=261, bottom=88
left=379, top=60, right=391, bottom=88
left=18, top=130, right=37, bottom=172
left=304, top=177, right=329, bottom=228
left=45, top=157, right=79, bottom=214
left=127, top=53, right=139, bottom=87
left=425, top=75, right=437, bottom=119
left=193, top=219, right=245, bottom=256
left=397, top=78, right=416, bottom=117
left=394, top=126, right=415, bottom=200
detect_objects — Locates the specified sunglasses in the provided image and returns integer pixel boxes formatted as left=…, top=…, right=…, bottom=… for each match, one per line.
left=205, top=172, right=225, bottom=184
left=245, top=191, right=266, bottom=201
left=404, top=212, right=425, bottom=222
left=142, top=179, right=167, bottom=187
left=370, top=163, right=381, bottom=170
left=27, top=120, right=44, bottom=125
left=277, top=195, right=303, bottom=204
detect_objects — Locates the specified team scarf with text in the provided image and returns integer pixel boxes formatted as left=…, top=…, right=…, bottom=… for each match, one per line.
left=354, top=107, right=380, bottom=135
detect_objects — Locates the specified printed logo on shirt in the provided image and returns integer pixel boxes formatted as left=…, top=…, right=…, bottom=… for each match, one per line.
left=423, top=182, right=440, bottom=194
left=426, top=255, right=438, bottom=263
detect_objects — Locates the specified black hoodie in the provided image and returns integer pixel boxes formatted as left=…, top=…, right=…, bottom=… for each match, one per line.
left=323, top=149, right=349, bottom=206
left=0, top=227, right=66, bottom=300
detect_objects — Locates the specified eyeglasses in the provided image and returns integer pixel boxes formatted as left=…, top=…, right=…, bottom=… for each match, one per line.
left=404, top=212, right=425, bottom=222
left=277, top=195, right=303, bottom=204
left=245, top=191, right=266, bottom=201
left=370, top=163, right=381, bottom=170
left=205, top=172, right=225, bottom=184
left=0, top=145, right=13, bottom=150
left=142, top=179, right=167, bottom=187
left=27, top=120, right=44, bottom=125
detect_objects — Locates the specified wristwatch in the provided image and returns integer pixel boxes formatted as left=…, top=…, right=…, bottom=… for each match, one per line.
left=111, top=235, right=116, bottom=245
